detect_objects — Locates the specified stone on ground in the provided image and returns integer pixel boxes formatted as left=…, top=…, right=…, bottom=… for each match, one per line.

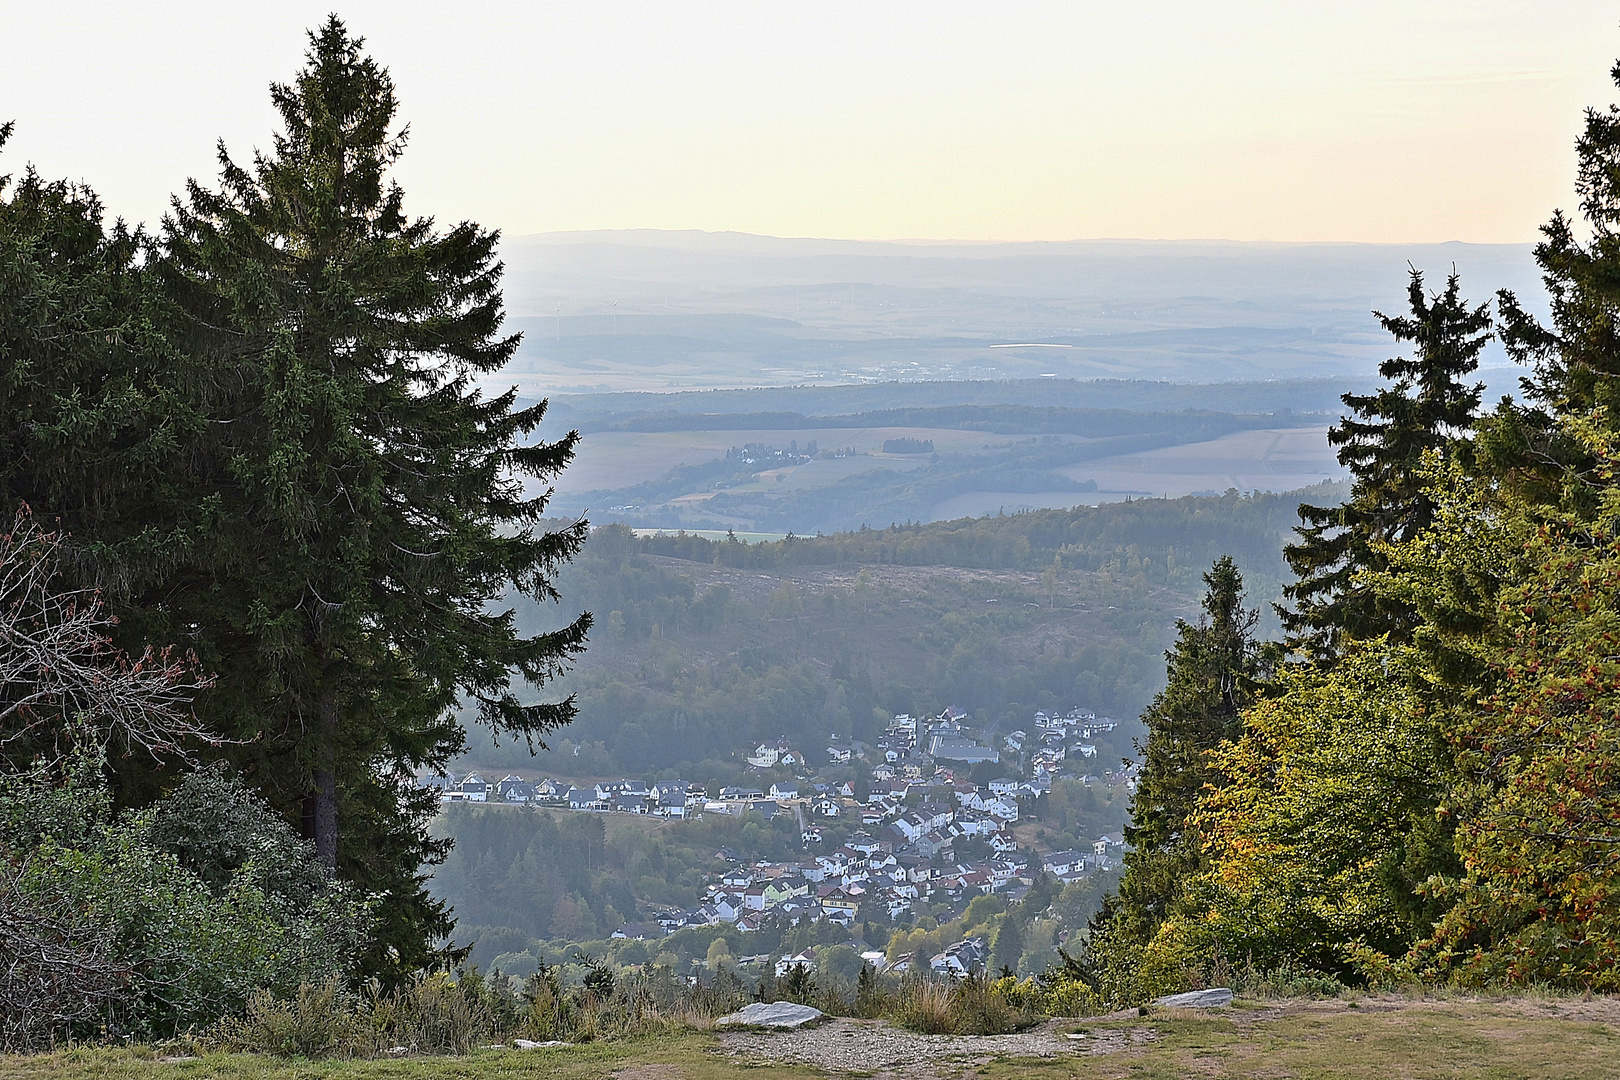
left=716, top=1001, right=827, bottom=1028
left=1152, top=988, right=1233, bottom=1009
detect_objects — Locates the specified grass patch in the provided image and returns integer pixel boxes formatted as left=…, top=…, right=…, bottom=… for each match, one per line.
left=6, top=997, right=1620, bottom=1080
left=0, top=1032, right=820, bottom=1080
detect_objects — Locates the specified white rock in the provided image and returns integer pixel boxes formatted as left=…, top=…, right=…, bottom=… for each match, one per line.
left=715, top=1001, right=828, bottom=1028
left=1151, top=988, right=1233, bottom=1009
left=513, top=1039, right=568, bottom=1049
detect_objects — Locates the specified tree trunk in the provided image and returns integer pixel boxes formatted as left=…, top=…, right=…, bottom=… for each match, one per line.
left=314, top=688, right=338, bottom=870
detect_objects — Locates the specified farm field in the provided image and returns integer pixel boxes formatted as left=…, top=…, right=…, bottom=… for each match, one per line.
left=553, top=427, right=1033, bottom=492
left=1057, top=426, right=1342, bottom=500
left=550, top=422, right=1341, bottom=530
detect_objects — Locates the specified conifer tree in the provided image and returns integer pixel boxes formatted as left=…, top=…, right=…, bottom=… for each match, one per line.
left=989, top=913, right=1023, bottom=975
left=1488, top=61, right=1620, bottom=512
left=1281, top=270, right=1488, bottom=654
left=146, top=19, right=588, bottom=972
left=0, top=126, right=202, bottom=623
left=1099, top=557, right=1260, bottom=960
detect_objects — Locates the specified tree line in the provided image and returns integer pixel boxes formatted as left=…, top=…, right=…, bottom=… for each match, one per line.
left=625, top=485, right=1326, bottom=584
left=1086, top=85, right=1620, bottom=996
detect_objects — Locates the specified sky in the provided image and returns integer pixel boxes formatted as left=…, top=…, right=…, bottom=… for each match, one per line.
left=4, top=2, right=1618, bottom=244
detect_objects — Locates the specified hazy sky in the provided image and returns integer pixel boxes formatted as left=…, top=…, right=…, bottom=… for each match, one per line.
left=5, top=2, right=1617, bottom=243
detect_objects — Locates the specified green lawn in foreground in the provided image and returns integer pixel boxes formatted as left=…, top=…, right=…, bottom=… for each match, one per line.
left=7, top=998, right=1620, bottom=1080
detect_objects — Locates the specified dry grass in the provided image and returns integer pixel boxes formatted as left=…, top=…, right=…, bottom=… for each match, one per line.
left=5, top=995, right=1620, bottom=1080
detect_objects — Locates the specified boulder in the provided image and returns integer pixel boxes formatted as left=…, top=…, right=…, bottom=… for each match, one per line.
left=716, top=1001, right=828, bottom=1028
left=1151, top=988, right=1233, bottom=1009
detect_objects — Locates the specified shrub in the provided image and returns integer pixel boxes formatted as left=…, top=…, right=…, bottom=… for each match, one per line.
left=890, top=977, right=954, bottom=1034
left=854, top=961, right=885, bottom=1018
left=0, top=754, right=373, bottom=1048
left=221, top=981, right=361, bottom=1058
left=779, top=962, right=815, bottom=1004
left=945, top=972, right=1037, bottom=1034
left=219, top=970, right=509, bottom=1057
left=389, top=972, right=497, bottom=1055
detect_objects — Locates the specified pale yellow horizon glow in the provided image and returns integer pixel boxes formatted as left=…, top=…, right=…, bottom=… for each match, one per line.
left=4, top=2, right=1617, bottom=244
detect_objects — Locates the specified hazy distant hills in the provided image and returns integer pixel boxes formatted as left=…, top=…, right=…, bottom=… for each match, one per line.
left=542, top=376, right=1367, bottom=423
left=493, top=231, right=1541, bottom=394
left=495, top=232, right=1539, bottom=534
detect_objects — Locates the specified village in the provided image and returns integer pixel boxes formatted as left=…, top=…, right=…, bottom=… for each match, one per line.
left=423, top=707, right=1135, bottom=968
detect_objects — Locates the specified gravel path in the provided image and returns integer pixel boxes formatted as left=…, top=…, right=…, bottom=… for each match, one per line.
left=717, top=1018, right=1151, bottom=1073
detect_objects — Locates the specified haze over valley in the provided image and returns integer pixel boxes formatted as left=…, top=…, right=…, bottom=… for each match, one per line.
left=494, top=232, right=1541, bottom=535
left=498, top=231, right=1541, bottom=392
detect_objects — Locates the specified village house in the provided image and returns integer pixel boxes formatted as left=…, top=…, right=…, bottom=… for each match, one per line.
left=747, top=743, right=782, bottom=768
left=712, top=893, right=746, bottom=922
left=931, top=937, right=988, bottom=975
left=775, top=949, right=818, bottom=976
left=1042, top=850, right=1086, bottom=876
left=612, top=790, right=649, bottom=813
left=762, top=878, right=810, bottom=908
left=494, top=775, right=531, bottom=801
left=818, top=885, right=860, bottom=920
left=915, top=830, right=954, bottom=859
left=893, top=811, right=930, bottom=842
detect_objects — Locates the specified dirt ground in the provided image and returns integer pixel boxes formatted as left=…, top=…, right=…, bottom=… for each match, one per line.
left=717, top=1017, right=1116, bottom=1075
left=715, top=994, right=1620, bottom=1077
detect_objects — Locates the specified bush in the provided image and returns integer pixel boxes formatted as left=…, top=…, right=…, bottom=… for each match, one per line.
left=882, top=971, right=1038, bottom=1036
left=946, top=972, right=1039, bottom=1034
left=217, top=971, right=504, bottom=1057
left=223, top=981, right=361, bottom=1058
left=0, top=754, right=372, bottom=1049
left=890, top=977, right=954, bottom=1034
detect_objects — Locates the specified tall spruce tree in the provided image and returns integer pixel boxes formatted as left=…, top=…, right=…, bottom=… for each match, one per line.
left=989, top=912, right=1024, bottom=975
left=146, top=19, right=588, bottom=973
left=1101, top=557, right=1261, bottom=957
left=0, top=126, right=200, bottom=614
left=1281, top=269, right=1488, bottom=654
left=1489, top=60, right=1620, bottom=512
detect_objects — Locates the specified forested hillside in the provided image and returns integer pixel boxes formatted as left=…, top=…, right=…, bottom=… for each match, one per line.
left=459, top=484, right=1340, bottom=784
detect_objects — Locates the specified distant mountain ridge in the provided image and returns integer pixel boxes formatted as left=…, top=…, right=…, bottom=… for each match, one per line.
left=540, top=378, right=1368, bottom=424
left=492, top=231, right=1538, bottom=392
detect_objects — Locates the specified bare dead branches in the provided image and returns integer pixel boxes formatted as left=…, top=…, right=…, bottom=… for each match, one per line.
left=0, top=857, right=132, bottom=1052
left=0, top=507, right=216, bottom=764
